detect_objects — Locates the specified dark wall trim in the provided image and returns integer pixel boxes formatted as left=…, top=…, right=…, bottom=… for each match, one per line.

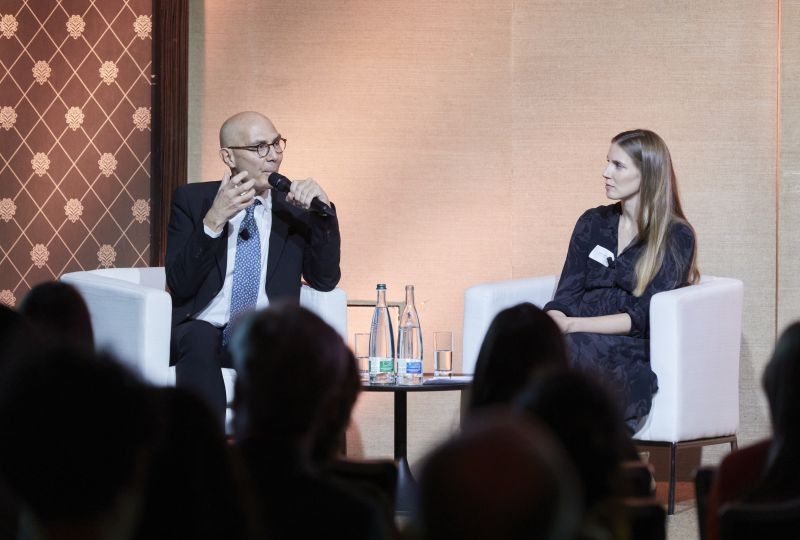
left=151, top=0, right=188, bottom=266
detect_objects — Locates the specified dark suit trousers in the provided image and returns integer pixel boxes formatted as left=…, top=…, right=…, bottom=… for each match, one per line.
left=170, top=319, right=232, bottom=427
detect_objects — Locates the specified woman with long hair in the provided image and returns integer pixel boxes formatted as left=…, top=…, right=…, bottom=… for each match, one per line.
left=545, top=129, right=698, bottom=430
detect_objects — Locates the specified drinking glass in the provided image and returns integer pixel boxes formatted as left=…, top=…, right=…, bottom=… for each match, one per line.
left=354, top=333, right=371, bottom=383
left=433, top=331, right=453, bottom=378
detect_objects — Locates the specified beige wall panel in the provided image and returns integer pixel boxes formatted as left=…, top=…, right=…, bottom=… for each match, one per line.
left=780, top=1, right=800, bottom=332
left=511, top=1, right=777, bottom=444
left=348, top=391, right=461, bottom=470
left=189, top=0, right=513, bottom=370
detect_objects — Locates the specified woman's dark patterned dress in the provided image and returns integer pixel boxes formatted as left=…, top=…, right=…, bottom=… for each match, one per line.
left=544, top=203, right=695, bottom=424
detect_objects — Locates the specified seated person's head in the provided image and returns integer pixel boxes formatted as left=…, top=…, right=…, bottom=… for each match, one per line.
left=516, top=370, right=632, bottom=510
left=416, top=412, right=581, bottom=540
left=230, top=303, right=359, bottom=463
left=0, top=304, right=31, bottom=367
left=736, top=321, right=800, bottom=503
left=0, top=344, right=153, bottom=535
left=469, top=302, right=567, bottom=412
left=19, top=281, right=94, bottom=349
left=763, top=322, right=800, bottom=442
left=133, top=387, right=245, bottom=540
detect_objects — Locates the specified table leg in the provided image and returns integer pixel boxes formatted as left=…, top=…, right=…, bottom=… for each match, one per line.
left=396, top=456, right=417, bottom=515
left=393, top=391, right=417, bottom=514
left=459, top=386, right=471, bottom=426
left=394, top=391, right=407, bottom=460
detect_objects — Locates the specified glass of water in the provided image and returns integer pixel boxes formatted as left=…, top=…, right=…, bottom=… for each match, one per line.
left=433, top=331, right=453, bottom=378
left=354, top=333, right=371, bottom=383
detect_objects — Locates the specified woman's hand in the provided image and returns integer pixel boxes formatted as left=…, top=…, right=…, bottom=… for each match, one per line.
left=547, top=310, right=572, bottom=334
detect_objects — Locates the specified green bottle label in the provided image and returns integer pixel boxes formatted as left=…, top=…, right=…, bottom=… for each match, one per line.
left=369, top=356, right=394, bottom=373
left=370, top=357, right=394, bottom=373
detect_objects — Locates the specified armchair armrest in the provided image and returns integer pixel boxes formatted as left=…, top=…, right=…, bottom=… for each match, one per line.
left=462, top=276, right=558, bottom=374
left=60, top=269, right=171, bottom=387
left=637, top=276, right=744, bottom=441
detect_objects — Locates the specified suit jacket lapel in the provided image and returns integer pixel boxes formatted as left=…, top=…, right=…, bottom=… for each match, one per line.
left=265, top=193, right=290, bottom=291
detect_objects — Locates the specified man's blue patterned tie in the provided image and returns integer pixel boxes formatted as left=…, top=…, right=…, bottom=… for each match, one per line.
left=223, top=201, right=261, bottom=345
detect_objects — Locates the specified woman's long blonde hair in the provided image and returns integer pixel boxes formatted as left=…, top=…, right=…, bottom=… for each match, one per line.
left=612, top=130, right=699, bottom=296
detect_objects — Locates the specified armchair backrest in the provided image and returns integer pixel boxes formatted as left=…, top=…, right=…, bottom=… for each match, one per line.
left=61, top=268, right=171, bottom=386
left=300, top=285, right=348, bottom=339
left=462, top=276, right=558, bottom=374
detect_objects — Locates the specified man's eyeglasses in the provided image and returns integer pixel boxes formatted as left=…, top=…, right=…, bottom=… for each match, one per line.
left=227, top=137, right=287, bottom=157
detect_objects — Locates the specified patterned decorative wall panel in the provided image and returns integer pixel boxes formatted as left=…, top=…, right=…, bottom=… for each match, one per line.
left=0, top=0, right=152, bottom=307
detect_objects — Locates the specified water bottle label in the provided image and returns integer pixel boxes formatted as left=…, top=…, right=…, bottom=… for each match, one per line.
left=370, top=357, right=394, bottom=373
left=401, top=360, right=422, bottom=374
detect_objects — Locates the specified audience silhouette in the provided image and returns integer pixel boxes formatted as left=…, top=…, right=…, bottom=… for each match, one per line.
left=132, top=386, right=248, bottom=540
left=468, top=302, right=567, bottom=413
left=414, top=411, right=582, bottom=540
left=705, top=321, right=800, bottom=540
left=19, top=281, right=94, bottom=350
left=0, top=303, right=30, bottom=367
left=517, top=369, right=641, bottom=538
left=0, top=344, right=154, bottom=540
left=0, top=304, right=29, bottom=539
left=228, top=302, right=387, bottom=539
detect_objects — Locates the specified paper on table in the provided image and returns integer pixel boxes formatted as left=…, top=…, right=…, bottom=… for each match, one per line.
left=422, top=375, right=473, bottom=385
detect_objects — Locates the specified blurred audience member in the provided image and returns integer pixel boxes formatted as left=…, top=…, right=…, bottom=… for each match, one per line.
left=468, top=302, right=567, bottom=413
left=0, top=345, right=153, bottom=540
left=132, top=387, right=248, bottom=540
left=517, top=369, right=635, bottom=509
left=0, top=306, right=27, bottom=540
left=0, top=303, right=23, bottom=341
left=706, top=321, right=800, bottom=540
left=517, top=370, right=639, bottom=538
left=414, top=412, right=581, bottom=540
left=19, top=281, right=94, bottom=349
left=229, top=303, right=387, bottom=539
left=0, top=303, right=30, bottom=365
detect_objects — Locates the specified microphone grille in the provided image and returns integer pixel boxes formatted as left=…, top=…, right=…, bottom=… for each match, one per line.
left=268, top=172, right=291, bottom=193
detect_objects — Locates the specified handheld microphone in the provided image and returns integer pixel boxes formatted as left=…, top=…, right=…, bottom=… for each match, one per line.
left=268, top=172, right=335, bottom=217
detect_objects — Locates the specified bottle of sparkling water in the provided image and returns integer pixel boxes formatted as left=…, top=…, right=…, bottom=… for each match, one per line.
left=369, top=284, right=395, bottom=384
left=397, top=284, right=423, bottom=385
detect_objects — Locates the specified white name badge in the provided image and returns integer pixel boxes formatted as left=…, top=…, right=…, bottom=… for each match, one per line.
left=589, top=245, right=615, bottom=267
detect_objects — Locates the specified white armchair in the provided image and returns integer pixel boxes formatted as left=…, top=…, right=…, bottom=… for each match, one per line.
left=462, top=275, right=744, bottom=514
left=61, top=267, right=348, bottom=432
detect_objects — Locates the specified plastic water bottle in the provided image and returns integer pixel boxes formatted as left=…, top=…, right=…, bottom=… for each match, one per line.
left=369, top=284, right=395, bottom=384
left=397, top=284, right=423, bottom=385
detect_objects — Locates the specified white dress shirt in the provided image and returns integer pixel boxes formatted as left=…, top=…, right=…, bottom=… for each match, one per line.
left=195, top=192, right=272, bottom=327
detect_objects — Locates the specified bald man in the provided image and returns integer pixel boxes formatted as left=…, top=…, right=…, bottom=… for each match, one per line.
left=165, top=112, right=341, bottom=424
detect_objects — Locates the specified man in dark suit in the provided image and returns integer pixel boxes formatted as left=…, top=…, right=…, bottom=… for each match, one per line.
left=165, top=111, right=341, bottom=424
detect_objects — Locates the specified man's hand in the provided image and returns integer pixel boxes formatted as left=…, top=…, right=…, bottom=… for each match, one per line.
left=203, top=170, right=255, bottom=233
left=285, top=177, right=330, bottom=211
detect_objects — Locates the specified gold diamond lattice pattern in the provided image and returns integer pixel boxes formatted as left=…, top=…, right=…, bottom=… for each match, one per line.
left=0, top=0, right=152, bottom=306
